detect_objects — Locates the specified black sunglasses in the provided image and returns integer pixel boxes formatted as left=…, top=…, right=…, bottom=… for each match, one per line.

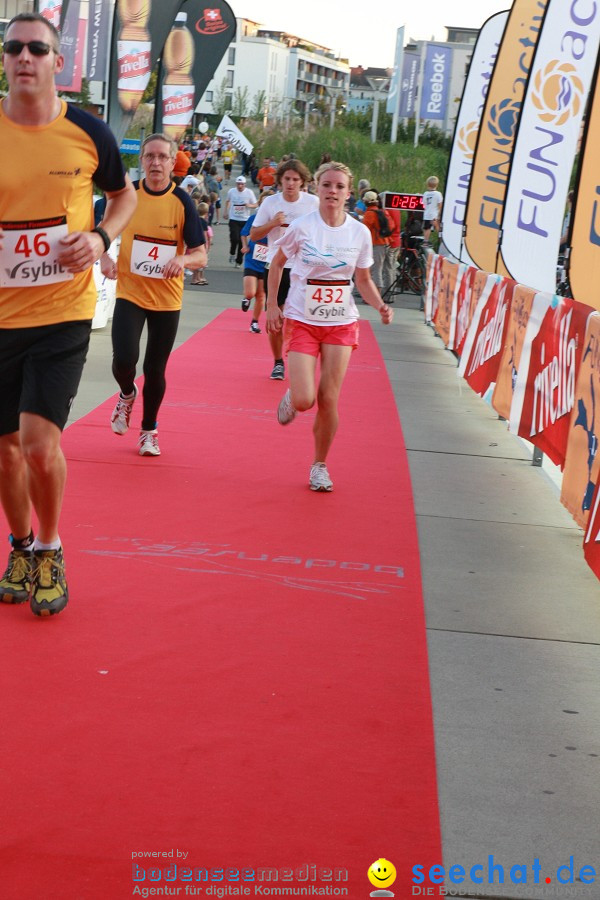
left=3, top=40, right=57, bottom=56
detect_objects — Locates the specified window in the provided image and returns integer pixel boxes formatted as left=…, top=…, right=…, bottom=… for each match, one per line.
left=228, top=47, right=235, bottom=65
left=226, top=70, right=234, bottom=88
left=206, top=91, right=213, bottom=102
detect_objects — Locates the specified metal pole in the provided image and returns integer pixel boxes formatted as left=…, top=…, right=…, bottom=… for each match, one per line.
left=371, top=100, right=379, bottom=143
left=414, top=42, right=426, bottom=148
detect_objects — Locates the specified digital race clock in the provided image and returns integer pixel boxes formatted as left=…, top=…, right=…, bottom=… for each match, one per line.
left=382, top=192, right=425, bottom=211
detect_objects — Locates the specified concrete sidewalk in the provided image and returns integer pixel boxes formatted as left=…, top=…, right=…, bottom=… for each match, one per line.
left=74, top=199, right=599, bottom=900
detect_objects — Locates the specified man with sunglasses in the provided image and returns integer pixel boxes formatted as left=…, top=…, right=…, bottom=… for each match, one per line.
left=0, top=13, right=137, bottom=617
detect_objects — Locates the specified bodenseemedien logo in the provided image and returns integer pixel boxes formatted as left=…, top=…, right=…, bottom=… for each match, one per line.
left=531, top=59, right=584, bottom=126
left=486, top=97, right=521, bottom=146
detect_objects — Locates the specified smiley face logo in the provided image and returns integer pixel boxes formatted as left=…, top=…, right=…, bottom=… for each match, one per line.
left=368, top=858, right=397, bottom=889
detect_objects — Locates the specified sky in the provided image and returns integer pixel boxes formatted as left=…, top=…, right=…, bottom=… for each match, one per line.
left=240, top=0, right=511, bottom=68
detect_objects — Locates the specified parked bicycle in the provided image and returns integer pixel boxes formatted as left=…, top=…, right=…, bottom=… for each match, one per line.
left=381, top=235, right=427, bottom=301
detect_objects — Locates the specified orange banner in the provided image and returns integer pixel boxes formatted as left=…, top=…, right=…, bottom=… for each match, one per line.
left=561, top=313, right=600, bottom=527
left=433, top=258, right=461, bottom=348
left=463, top=0, right=549, bottom=274
left=492, top=284, right=538, bottom=420
left=425, top=253, right=444, bottom=324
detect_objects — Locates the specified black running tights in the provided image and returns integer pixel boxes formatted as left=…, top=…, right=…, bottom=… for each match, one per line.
left=111, top=298, right=180, bottom=431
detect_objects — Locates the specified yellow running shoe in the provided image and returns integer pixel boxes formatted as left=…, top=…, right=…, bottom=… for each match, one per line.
left=0, top=548, right=33, bottom=604
left=30, top=548, right=69, bottom=617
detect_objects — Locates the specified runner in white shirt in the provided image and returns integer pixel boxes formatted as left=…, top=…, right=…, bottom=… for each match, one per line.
left=224, top=175, right=257, bottom=266
left=266, top=160, right=393, bottom=492
left=250, top=158, right=318, bottom=380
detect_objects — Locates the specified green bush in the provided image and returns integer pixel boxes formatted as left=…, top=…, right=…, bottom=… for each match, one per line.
left=243, top=121, right=449, bottom=194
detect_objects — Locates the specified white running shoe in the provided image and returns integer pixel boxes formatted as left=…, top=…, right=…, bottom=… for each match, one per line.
left=138, top=429, right=161, bottom=456
left=277, top=389, right=296, bottom=425
left=309, top=462, right=333, bottom=492
left=111, top=384, right=138, bottom=435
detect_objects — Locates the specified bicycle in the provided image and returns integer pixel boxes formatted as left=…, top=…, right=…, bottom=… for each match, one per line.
left=381, top=235, right=427, bottom=302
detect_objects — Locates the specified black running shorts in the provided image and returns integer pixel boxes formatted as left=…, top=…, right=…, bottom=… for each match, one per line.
left=0, top=320, right=92, bottom=434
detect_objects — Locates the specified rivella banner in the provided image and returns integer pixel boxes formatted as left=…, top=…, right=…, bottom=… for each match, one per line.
left=107, top=0, right=185, bottom=147
left=153, top=0, right=236, bottom=142
left=566, top=54, right=600, bottom=313
left=561, top=312, right=600, bottom=529
left=443, top=10, right=509, bottom=266
left=463, top=0, right=550, bottom=275
left=419, top=43, right=452, bottom=122
left=500, top=2, right=600, bottom=293
left=508, top=293, right=591, bottom=468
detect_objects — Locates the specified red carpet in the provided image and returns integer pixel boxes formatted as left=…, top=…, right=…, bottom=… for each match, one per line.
left=1, top=310, right=440, bottom=899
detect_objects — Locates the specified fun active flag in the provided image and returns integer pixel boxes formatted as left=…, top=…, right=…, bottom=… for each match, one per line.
left=463, top=0, right=550, bottom=274
left=107, top=0, right=185, bottom=147
left=565, top=54, right=600, bottom=313
left=153, top=0, right=236, bottom=141
left=215, top=115, right=253, bottom=155
left=442, top=10, right=509, bottom=265
left=499, top=2, right=600, bottom=293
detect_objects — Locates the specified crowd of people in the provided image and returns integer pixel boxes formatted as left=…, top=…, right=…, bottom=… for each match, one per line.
left=0, top=11, right=441, bottom=618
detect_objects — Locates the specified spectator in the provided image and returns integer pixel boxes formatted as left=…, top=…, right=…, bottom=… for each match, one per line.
left=361, top=190, right=392, bottom=294
left=422, top=175, right=443, bottom=245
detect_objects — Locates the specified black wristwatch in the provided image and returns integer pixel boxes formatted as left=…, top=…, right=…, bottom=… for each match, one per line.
left=92, top=226, right=111, bottom=252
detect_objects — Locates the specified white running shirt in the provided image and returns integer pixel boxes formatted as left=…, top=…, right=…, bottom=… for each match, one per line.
left=273, top=210, right=373, bottom=326
left=252, top=191, right=319, bottom=265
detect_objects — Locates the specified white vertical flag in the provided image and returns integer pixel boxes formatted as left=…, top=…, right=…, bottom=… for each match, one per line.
left=443, top=11, right=509, bottom=265
left=500, top=2, right=600, bottom=292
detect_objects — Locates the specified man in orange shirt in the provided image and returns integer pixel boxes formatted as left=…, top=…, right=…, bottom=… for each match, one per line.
left=361, top=191, right=391, bottom=293
left=257, top=157, right=276, bottom=190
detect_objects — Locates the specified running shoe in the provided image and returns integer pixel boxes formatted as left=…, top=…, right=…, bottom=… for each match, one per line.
left=241, top=297, right=251, bottom=312
left=30, top=548, right=68, bottom=616
left=277, top=389, right=296, bottom=425
left=0, top=548, right=33, bottom=603
left=111, top=384, right=138, bottom=435
left=249, top=322, right=261, bottom=333
left=270, top=362, right=285, bottom=380
left=138, top=429, right=161, bottom=457
left=309, top=462, right=333, bottom=492
left=229, top=255, right=235, bottom=264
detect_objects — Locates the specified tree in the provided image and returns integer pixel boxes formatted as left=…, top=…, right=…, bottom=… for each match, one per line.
left=231, top=85, right=249, bottom=119
left=250, top=89, right=266, bottom=120
left=212, top=77, right=231, bottom=116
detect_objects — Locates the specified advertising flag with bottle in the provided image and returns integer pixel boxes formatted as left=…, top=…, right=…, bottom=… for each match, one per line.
left=442, top=10, right=509, bottom=266
left=153, top=0, right=236, bottom=141
left=565, top=54, right=600, bottom=314
left=463, top=0, right=550, bottom=275
left=107, top=0, right=185, bottom=146
left=499, top=2, right=600, bottom=293
left=457, top=274, right=515, bottom=401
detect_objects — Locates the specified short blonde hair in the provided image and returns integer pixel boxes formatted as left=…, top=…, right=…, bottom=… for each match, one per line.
left=426, top=176, right=439, bottom=189
left=314, top=160, right=353, bottom=190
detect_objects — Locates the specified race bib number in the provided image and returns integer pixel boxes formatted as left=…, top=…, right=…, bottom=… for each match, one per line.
left=304, top=279, right=352, bottom=322
left=0, top=216, right=74, bottom=287
left=130, top=235, right=178, bottom=278
left=252, top=243, right=268, bottom=262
